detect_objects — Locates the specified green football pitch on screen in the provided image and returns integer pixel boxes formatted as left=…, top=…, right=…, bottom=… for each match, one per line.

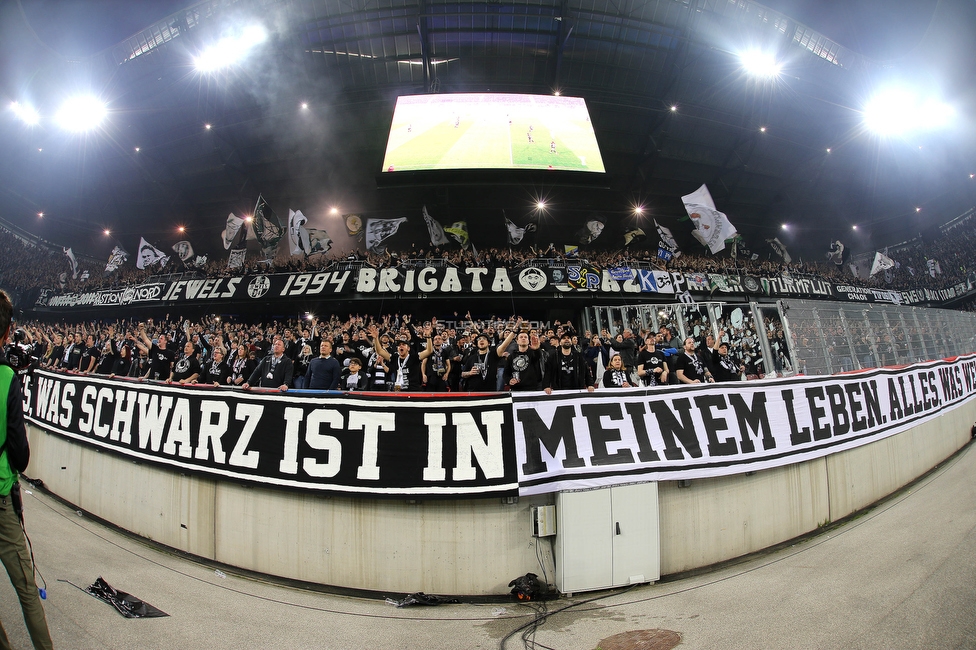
left=382, top=93, right=606, bottom=173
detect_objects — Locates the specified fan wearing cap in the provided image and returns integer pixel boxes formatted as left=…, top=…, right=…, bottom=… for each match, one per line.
left=460, top=332, right=503, bottom=392
left=369, top=323, right=434, bottom=391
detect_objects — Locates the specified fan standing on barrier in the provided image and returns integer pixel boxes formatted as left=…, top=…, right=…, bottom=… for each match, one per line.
left=0, top=289, right=55, bottom=650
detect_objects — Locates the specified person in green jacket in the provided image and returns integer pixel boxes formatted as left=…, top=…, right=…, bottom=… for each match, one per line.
left=0, top=289, right=54, bottom=650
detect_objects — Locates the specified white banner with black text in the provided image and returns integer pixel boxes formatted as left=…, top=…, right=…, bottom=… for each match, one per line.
left=513, top=355, right=976, bottom=495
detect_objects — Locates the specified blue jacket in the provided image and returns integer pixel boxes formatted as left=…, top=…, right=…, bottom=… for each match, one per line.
left=305, top=355, right=341, bottom=390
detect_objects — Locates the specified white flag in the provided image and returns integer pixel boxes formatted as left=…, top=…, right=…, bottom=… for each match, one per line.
left=172, top=241, right=195, bottom=262
left=681, top=184, right=738, bottom=254
left=136, top=238, right=169, bottom=270
left=505, top=216, right=535, bottom=245
left=221, top=213, right=245, bottom=249
left=63, top=247, right=79, bottom=279
left=365, top=217, right=407, bottom=254
left=826, top=240, right=845, bottom=265
left=870, top=252, right=895, bottom=276
left=104, top=246, right=128, bottom=275
left=927, top=259, right=941, bottom=277
left=287, top=209, right=311, bottom=255
left=306, top=228, right=332, bottom=255
left=423, top=206, right=450, bottom=246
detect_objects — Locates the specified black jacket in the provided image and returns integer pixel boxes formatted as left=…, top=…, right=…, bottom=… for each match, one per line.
left=248, top=354, right=294, bottom=388
left=546, top=348, right=594, bottom=390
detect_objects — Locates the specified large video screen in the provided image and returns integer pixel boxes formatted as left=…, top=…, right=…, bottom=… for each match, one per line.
left=381, top=94, right=606, bottom=173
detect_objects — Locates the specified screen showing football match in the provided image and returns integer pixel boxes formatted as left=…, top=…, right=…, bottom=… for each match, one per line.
left=381, top=93, right=606, bottom=173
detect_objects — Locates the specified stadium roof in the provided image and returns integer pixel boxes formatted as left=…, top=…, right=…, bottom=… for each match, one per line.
left=1, top=0, right=974, bottom=261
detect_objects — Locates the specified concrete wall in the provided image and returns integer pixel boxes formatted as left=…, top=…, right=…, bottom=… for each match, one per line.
left=26, top=398, right=975, bottom=595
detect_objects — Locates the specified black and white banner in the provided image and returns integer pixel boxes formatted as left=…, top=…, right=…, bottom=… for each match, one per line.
left=23, top=371, right=518, bottom=498
left=512, top=355, right=976, bottom=495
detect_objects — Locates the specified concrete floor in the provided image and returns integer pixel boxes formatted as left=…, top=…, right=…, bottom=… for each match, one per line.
left=2, top=441, right=976, bottom=650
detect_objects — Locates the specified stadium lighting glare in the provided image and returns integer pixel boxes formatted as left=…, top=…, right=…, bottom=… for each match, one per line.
left=633, top=205, right=644, bottom=215
left=535, top=201, right=546, bottom=211
left=178, top=226, right=186, bottom=233
left=670, top=105, right=677, bottom=112
left=863, top=88, right=955, bottom=136
left=194, top=24, right=268, bottom=73
left=826, top=148, right=831, bottom=153
left=244, top=216, right=253, bottom=223
left=852, top=225, right=858, bottom=231
left=915, top=207, right=921, bottom=212
left=204, top=123, right=212, bottom=130
left=104, top=229, right=111, bottom=236
left=10, top=101, right=40, bottom=125
left=301, top=102, right=309, bottom=110
left=329, top=207, right=339, bottom=215
left=134, top=147, right=140, bottom=152
left=739, top=50, right=782, bottom=78
left=759, top=126, right=767, bottom=133
left=55, top=96, right=107, bottom=132
left=970, top=174, right=974, bottom=179
left=37, top=212, right=43, bottom=218
left=781, top=223, right=788, bottom=231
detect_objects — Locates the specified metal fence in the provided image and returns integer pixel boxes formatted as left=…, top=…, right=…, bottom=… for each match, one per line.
left=582, top=300, right=976, bottom=378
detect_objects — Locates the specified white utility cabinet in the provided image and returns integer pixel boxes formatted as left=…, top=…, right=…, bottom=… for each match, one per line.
left=554, top=482, right=660, bottom=593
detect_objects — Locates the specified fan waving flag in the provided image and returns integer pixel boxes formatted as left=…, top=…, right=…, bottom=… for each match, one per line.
left=365, top=217, right=407, bottom=254
left=172, top=241, right=195, bottom=262
left=505, top=214, right=535, bottom=245
left=221, top=213, right=244, bottom=250
left=306, top=228, right=332, bottom=255
left=870, top=252, right=895, bottom=276
left=136, top=238, right=169, bottom=270
left=287, top=209, right=311, bottom=255
left=445, top=221, right=470, bottom=248
left=252, top=195, right=284, bottom=256
left=766, top=237, right=792, bottom=263
left=681, top=184, right=738, bottom=254
left=422, top=206, right=450, bottom=246
left=104, top=246, right=128, bottom=275
left=826, top=240, right=846, bottom=266
left=64, top=248, right=79, bottom=279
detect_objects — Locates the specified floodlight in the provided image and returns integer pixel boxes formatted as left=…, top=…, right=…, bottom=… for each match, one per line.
left=55, top=96, right=107, bottom=132
left=535, top=201, right=546, bottom=211
left=863, top=87, right=954, bottom=136
left=10, top=101, right=40, bottom=125
left=195, top=24, right=268, bottom=72
left=739, top=50, right=782, bottom=78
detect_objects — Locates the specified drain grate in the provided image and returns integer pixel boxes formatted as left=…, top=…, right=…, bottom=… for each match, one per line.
left=597, top=628, right=682, bottom=650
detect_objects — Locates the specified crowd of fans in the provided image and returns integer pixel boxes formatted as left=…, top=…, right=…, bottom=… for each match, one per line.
left=6, top=309, right=787, bottom=393
left=2, top=218, right=975, bottom=299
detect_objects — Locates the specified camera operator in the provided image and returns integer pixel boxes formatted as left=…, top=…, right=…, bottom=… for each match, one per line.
left=0, top=291, right=55, bottom=649
left=3, top=327, right=37, bottom=382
